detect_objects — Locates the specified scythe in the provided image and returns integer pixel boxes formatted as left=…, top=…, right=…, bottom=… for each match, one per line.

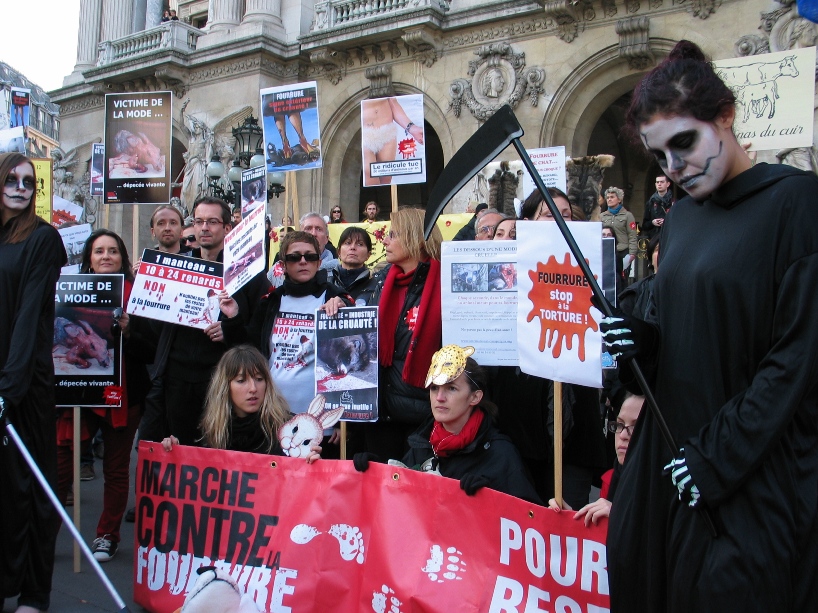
left=424, top=104, right=718, bottom=537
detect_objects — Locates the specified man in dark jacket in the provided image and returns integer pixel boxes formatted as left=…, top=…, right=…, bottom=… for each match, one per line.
left=452, top=203, right=488, bottom=241
left=641, top=175, right=673, bottom=239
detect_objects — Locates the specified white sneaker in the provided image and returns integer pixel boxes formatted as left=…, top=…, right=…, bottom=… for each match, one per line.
left=91, top=535, right=117, bottom=562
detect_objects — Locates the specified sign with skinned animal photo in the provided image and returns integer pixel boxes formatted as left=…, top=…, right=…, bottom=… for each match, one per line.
left=53, top=274, right=124, bottom=407
left=134, top=442, right=610, bottom=612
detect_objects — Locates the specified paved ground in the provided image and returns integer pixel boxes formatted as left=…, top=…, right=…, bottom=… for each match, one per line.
left=2, top=448, right=143, bottom=613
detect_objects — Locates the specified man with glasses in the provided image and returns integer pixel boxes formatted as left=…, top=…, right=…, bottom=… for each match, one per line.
left=475, top=208, right=505, bottom=241
left=144, top=197, right=268, bottom=446
left=300, top=211, right=338, bottom=261
left=181, top=219, right=199, bottom=250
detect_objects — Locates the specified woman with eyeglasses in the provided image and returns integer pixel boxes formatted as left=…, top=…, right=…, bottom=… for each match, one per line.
left=0, top=152, right=67, bottom=612
left=53, top=229, right=155, bottom=564
left=329, top=207, right=345, bottom=223
left=221, top=231, right=352, bottom=455
left=548, top=393, right=643, bottom=525
left=363, top=208, right=443, bottom=461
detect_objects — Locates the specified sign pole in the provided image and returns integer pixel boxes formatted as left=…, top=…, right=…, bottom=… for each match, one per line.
left=73, top=406, right=81, bottom=572
left=553, top=382, right=563, bottom=508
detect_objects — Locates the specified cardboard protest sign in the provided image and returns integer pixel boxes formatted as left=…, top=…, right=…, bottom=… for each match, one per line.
left=104, top=91, right=172, bottom=204
left=260, top=81, right=322, bottom=172
left=361, top=94, right=426, bottom=187
left=441, top=241, right=519, bottom=366
left=9, top=87, right=30, bottom=128
left=241, top=165, right=267, bottom=218
left=517, top=221, right=603, bottom=387
left=91, top=143, right=104, bottom=196
left=315, top=307, right=378, bottom=422
left=52, top=195, right=84, bottom=228
left=0, top=125, right=25, bottom=154
left=713, top=47, right=816, bottom=151
left=31, top=157, right=52, bottom=223
left=128, top=250, right=223, bottom=330
left=521, top=146, right=567, bottom=199
left=224, top=205, right=266, bottom=296
left=58, top=223, right=93, bottom=274
left=134, top=442, right=610, bottom=612
left=54, top=274, right=123, bottom=408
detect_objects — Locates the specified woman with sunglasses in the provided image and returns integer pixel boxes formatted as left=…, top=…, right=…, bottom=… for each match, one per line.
left=0, top=153, right=67, bottom=613
left=221, top=231, right=352, bottom=452
left=55, top=229, right=155, bottom=563
left=329, top=206, right=345, bottom=223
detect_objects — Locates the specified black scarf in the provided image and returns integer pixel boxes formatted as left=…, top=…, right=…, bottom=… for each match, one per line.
left=229, top=412, right=270, bottom=454
left=282, top=274, right=323, bottom=298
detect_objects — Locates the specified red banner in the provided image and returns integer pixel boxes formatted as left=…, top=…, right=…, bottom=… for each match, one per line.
left=134, top=442, right=610, bottom=612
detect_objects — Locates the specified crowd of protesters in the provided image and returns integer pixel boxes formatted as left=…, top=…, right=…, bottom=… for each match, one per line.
left=2, top=38, right=817, bottom=613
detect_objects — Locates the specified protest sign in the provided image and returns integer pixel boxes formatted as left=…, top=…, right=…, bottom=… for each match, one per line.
left=0, top=125, right=25, bottom=154
left=104, top=91, right=172, bottom=204
left=52, top=195, right=84, bottom=228
left=713, top=46, right=816, bottom=151
left=441, top=241, right=519, bottom=366
left=224, top=205, right=266, bottom=296
left=134, top=442, right=610, bottom=612
left=54, top=274, right=123, bottom=408
left=517, top=221, right=603, bottom=387
left=31, top=157, right=52, bottom=223
left=521, top=146, right=567, bottom=199
left=91, top=143, right=104, bottom=196
left=315, top=307, right=378, bottom=422
left=241, top=165, right=267, bottom=218
left=260, top=81, right=322, bottom=172
left=361, top=94, right=426, bottom=187
left=128, top=250, right=223, bottom=330
left=9, top=87, right=30, bottom=128
left=58, top=223, right=93, bottom=273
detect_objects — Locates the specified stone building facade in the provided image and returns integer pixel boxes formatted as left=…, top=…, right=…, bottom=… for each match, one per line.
left=50, top=0, right=817, bottom=250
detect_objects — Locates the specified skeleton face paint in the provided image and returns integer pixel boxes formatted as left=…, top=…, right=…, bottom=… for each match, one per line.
left=640, top=114, right=734, bottom=200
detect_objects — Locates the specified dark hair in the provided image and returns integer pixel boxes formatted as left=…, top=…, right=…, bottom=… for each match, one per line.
left=519, top=187, right=571, bottom=221
left=150, top=204, right=184, bottom=228
left=646, top=234, right=661, bottom=263
left=338, top=226, right=373, bottom=252
left=475, top=202, right=488, bottom=214
left=80, top=229, right=134, bottom=281
left=279, top=230, right=320, bottom=261
left=463, top=357, right=498, bottom=418
left=625, top=40, right=735, bottom=139
left=192, top=196, right=231, bottom=226
left=0, top=153, right=38, bottom=244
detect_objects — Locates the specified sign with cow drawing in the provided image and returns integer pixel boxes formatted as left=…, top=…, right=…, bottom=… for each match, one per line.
left=53, top=274, right=124, bottom=408
left=713, top=46, right=816, bottom=151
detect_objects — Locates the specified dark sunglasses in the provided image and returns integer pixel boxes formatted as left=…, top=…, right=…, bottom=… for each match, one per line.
left=183, top=235, right=196, bottom=243
left=284, top=252, right=320, bottom=263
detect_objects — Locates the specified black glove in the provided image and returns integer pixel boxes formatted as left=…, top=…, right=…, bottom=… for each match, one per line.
left=353, top=452, right=379, bottom=472
left=663, top=448, right=701, bottom=508
left=460, top=473, right=491, bottom=496
left=591, top=295, right=659, bottom=362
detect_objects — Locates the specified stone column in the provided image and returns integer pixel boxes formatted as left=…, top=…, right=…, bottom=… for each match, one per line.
left=145, top=0, right=163, bottom=28
left=101, top=0, right=133, bottom=41
left=73, top=0, right=103, bottom=71
left=207, top=0, right=245, bottom=30
left=132, top=0, right=147, bottom=31
left=242, top=0, right=283, bottom=25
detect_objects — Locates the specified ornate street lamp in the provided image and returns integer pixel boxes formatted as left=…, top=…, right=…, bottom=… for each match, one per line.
left=232, top=115, right=264, bottom=167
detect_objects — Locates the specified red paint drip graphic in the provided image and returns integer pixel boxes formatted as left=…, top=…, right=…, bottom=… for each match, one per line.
left=526, top=254, right=598, bottom=361
left=398, top=138, right=416, bottom=159
left=103, top=385, right=124, bottom=406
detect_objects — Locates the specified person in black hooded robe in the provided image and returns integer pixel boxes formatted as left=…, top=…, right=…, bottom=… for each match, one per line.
left=599, top=41, right=818, bottom=613
left=0, top=152, right=67, bottom=612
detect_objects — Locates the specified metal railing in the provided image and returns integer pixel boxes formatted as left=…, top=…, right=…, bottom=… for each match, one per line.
left=97, top=21, right=203, bottom=66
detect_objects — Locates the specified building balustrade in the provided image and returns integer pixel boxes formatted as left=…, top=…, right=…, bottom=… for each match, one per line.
left=96, top=21, right=203, bottom=66
left=311, top=0, right=449, bottom=31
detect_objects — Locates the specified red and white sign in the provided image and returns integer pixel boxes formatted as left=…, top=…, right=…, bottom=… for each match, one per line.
left=134, top=442, right=610, bottom=612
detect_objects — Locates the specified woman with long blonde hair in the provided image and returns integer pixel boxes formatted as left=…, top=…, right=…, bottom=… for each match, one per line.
left=163, top=345, right=320, bottom=461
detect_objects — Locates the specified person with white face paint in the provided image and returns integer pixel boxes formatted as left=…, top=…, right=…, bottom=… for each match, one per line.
left=597, top=40, right=818, bottom=613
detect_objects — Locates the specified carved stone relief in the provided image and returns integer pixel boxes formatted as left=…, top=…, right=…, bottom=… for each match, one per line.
left=448, top=42, right=545, bottom=121
left=309, top=48, right=352, bottom=85
left=616, top=16, right=654, bottom=70
left=366, top=65, right=394, bottom=98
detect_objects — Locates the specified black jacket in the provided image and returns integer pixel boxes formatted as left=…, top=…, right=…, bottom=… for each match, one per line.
left=402, top=412, right=542, bottom=504
left=223, top=270, right=352, bottom=358
left=368, top=262, right=439, bottom=426
left=641, top=190, right=673, bottom=239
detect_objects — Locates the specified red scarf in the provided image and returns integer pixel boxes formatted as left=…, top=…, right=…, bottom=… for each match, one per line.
left=429, top=409, right=484, bottom=458
left=378, top=259, right=442, bottom=388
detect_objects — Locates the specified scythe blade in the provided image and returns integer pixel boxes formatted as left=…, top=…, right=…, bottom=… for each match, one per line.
left=423, top=105, right=522, bottom=239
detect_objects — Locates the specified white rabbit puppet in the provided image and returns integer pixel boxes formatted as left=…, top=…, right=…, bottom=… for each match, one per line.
left=278, top=394, right=344, bottom=458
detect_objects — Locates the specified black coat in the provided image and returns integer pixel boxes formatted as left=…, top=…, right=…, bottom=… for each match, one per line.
left=609, top=163, right=818, bottom=612
left=402, top=412, right=543, bottom=504
left=368, top=262, right=438, bottom=426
